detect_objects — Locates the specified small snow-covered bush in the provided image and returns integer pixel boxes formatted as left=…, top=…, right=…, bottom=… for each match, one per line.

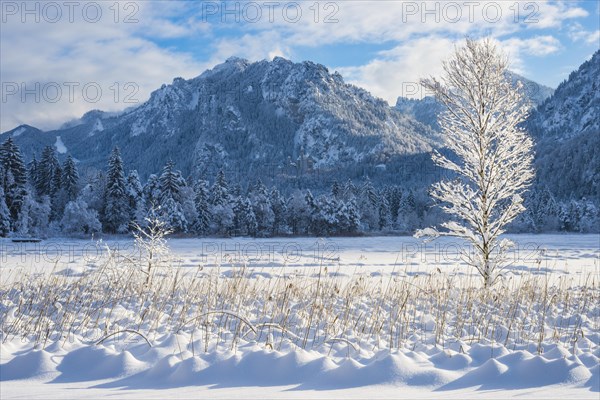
left=60, top=199, right=102, bottom=235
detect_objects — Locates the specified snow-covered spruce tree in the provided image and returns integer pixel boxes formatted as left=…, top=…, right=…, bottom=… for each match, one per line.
left=304, top=189, right=318, bottom=235
left=209, top=170, right=233, bottom=235
left=0, top=185, right=11, bottom=236
left=416, top=38, right=534, bottom=287
left=0, top=138, right=27, bottom=188
left=233, top=195, right=257, bottom=236
left=103, top=147, right=130, bottom=233
left=62, top=155, right=79, bottom=202
left=126, top=170, right=144, bottom=224
left=358, top=178, right=379, bottom=231
left=27, top=156, right=38, bottom=190
left=158, top=160, right=187, bottom=232
left=192, top=179, right=211, bottom=235
left=270, top=187, right=289, bottom=236
left=143, top=174, right=161, bottom=209
left=0, top=138, right=28, bottom=227
left=331, top=180, right=342, bottom=199
left=248, top=179, right=274, bottom=236
left=37, top=146, right=60, bottom=197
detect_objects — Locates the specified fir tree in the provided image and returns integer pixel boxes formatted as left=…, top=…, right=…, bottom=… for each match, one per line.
left=126, top=170, right=144, bottom=224
left=233, top=195, right=257, bottom=236
left=358, top=178, right=379, bottom=230
left=210, top=170, right=229, bottom=207
left=270, top=188, right=288, bottom=236
left=103, top=147, right=130, bottom=233
left=304, top=190, right=318, bottom=234
left=248, top=179, right=274, bottom=236
left=0, top=185, right=10, bottom=236
left=159, top=160, right=182, bottom=203
left=62, top=155, right=79, bottom=202
left=50, top=164, right=62, bottom=196
left=331, top=180, right=342, bottom=199
left=161, top=197, right=187, bottom=233
left=193, top=179, right=211, bottom=235
left=37, top=146, right=60, bottom=197
left=0, top=137, right=27, bottom=188
left=27, top=156, right=39, bottom=193
left=343, top=179, right=357, bottom=200
left=0, top=138, right=27, bottom=226
left=209, top=170, right=233, bottom=234
left=157, top=161, right=187, bottom=232
left=378, top=194, right=392, bottom=230
left=143, top=174, right=161, bottom=209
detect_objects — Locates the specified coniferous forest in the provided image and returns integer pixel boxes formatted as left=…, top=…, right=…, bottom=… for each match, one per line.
left=1, top=138, right=597, bottom=238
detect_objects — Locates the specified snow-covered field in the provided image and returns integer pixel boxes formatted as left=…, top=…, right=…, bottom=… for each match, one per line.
left=1, top=235, right=598, bottom=398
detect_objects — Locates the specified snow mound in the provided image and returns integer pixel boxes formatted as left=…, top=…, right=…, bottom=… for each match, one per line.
left=0, top=350, right=58, bottom=380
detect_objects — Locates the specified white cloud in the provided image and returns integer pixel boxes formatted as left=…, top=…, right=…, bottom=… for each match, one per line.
left=0, top=2, right=204, bottom=132
left=335, top=37, right=458, bottom=104
left=334, top=33, right=564, bottom=105
left=568, top=23, right=600, bottom=45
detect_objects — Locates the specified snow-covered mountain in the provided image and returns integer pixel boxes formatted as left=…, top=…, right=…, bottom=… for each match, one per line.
left=0, top=57, right=436, bottom=185
left=528, top=51, right=599, bottom=140
left=527, top=50, right=600, bottom=200
left=394, top=71, right=554, bottom=132
left=0, top=54, right=596, bottom=201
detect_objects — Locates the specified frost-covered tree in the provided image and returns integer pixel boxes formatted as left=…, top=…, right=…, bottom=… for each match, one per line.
left=378, top=194, right=392, bottom=230
left=61, top=199, right=101, bottom=235
left=27, top=156, right=39, bottom=191
left=160, top=197, right=187, bottom=233
left=50, top=163, right=62, bottom=197
left=209, top=170, right=233, bottom=234
left=0, top=185, right=10, bottom=236
left=270, top=188, right=288, bottom=236
left=397, top=189, right=419, bottom=233
left=143, top=174, right=161, bottom=209
left=0, top=138, right=27, bottom=226
left=193, top=179, right=211, bottom=235
left=159, top=160, right=182, bottom=203
left=157, top=161, right=187, bottom=232
left=126, top=170, right=144, bottom=224
left=331, top=180, right=342, bottom=199
left=37, top=146, right=60, bottom=197
left=0, top=138, right=27, bottom=188
left=416, top=38, right=534, bottom=287
left=287, top=190, right=310, bottom=235
left=79, top=171, right=106, bottom=215
left=20, top=194, right=51, bottom=237
left=248, top=180, right=274, bottom=236
left=304, top=190, right=318, bottom=234
left=62, top=155, right=79, bottom=202
left=358, top=178, right=379, bottom=230
left=103, top=147, right=130, bottom=233
left=180, top=185, right=197, bottom=232
left=312, top=195, right=338, bottom=235
left=340, top=199, right=361, bottom=234
left=233, top=195, right=257, bottom=236
left=343, top=179, right=357, bottom=201
left=210, top=170, right=230, bottom=207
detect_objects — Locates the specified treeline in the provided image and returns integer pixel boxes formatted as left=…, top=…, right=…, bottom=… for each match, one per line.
left=0, top=138, right=598, bottom=238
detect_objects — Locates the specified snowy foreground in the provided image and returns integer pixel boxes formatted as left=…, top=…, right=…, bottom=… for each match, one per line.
left=1, top=235, right=599, bottom=398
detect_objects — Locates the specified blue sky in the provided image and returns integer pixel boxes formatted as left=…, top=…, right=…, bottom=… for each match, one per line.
left=1, top=0, right=599, bottom=131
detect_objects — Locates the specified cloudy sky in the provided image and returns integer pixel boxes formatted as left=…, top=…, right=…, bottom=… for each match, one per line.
left=1, top=0, right=598, bottom=132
